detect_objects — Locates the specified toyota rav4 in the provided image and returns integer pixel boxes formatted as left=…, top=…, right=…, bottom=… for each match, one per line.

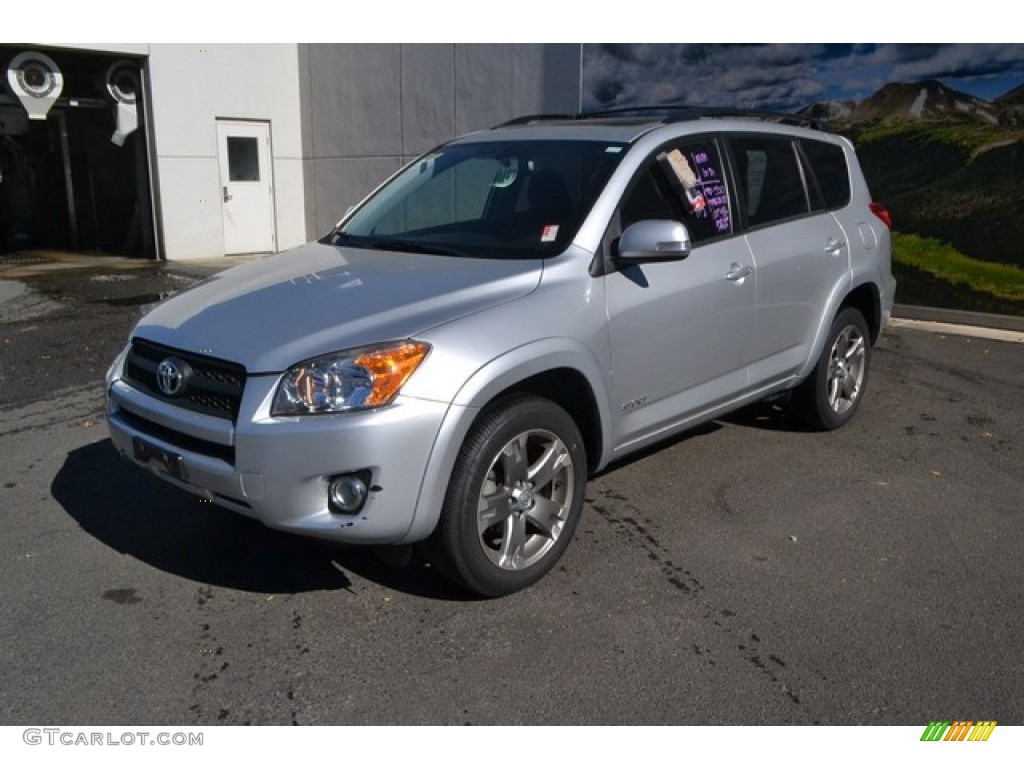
left=106, top=108, right=895, bottom=596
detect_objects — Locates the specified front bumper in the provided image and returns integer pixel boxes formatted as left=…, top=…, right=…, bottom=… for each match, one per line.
left=106, top=367, right=452, bottom=545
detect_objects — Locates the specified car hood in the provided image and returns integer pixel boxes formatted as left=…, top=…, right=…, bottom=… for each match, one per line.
left=133, top=242, right=543, bottom=372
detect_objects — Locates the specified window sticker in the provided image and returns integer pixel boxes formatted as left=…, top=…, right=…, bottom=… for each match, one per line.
left=541, top=224, right=559, bottom=242
left=690, top=150, right=731, bottom=234
left=665, top=148, right=697, bottom=186
left=663, top=149, right=706, bottom=214
left=658, top=147, right=731, bottom=235
left=605, top=146, right=624, bottom=153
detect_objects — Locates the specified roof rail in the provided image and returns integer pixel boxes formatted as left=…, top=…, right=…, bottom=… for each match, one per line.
left=494, top=113, right=587, bottom=127
left=494, top=106, right=827, bottom=131
left=666, top=106, right=827, bottom=130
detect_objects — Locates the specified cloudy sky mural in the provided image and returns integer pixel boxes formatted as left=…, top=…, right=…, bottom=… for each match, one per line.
left=582, top=44, right=1024, bottom=111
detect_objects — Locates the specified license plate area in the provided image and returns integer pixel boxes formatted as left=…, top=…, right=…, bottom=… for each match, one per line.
left=133, top=436, right=187, bottom=481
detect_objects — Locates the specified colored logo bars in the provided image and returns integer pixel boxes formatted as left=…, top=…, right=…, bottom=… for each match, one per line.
left=920, top=721, right=997, bottom=742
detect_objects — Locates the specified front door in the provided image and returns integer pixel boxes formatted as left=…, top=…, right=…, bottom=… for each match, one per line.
left=216, top=120, right=275, bottom=255
left=605, top=136, right=755, bottom=454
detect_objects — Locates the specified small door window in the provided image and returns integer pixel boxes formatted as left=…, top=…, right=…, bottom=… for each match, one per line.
left=227, top=136, right=260, bottom=182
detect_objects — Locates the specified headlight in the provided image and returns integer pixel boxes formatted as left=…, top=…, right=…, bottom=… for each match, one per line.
left=271, top=341, right=430, bottom=416
left=106, top=343, right=130, bottom=384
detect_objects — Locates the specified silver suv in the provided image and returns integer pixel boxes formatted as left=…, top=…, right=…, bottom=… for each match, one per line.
left=106, top=108, right=895, bottom=596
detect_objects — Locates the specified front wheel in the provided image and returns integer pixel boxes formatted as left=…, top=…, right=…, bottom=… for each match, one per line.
left=427, top=395, right=587, bottom=597
left=794, top=307, right=871, bottom=430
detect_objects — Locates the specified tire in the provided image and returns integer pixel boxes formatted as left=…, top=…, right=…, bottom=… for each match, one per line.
left=427, top=395, right=587, bottom=597
left=794, top=307, right=871, bottom=431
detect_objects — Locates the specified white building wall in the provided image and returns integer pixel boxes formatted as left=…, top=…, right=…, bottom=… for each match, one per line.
left=146, top=44, right=306, bottom=260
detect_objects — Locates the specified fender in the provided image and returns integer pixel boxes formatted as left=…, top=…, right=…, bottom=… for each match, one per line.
left=398, top=337, right=614, bottom=544
left=852, top=230, right=896, bottom=327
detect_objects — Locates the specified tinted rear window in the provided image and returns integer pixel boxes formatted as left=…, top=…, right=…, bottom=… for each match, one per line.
left=727, top=135, right=809, bottom=226
left=800, top=139, right=850, bottom=210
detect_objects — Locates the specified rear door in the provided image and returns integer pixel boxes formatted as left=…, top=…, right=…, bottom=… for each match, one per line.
left=726, top=133, right=851, bottom=385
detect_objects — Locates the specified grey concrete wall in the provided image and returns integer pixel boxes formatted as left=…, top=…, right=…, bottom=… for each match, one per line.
left=299, top=43, right=582, bottom=237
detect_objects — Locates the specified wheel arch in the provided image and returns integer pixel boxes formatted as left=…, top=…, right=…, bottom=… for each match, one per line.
left=840, top=281, right=883, bottom=344
left=798, top=274, right=883, bottom=381
left=399, top=339, right=612, bottom=544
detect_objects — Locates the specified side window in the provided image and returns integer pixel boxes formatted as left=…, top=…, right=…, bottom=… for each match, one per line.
left=620, top=165, right=684, bottom=228
left=619, top=138, right=732, bottom=244
left=727, top=135, right=810, bottom=226
left=800, top=139, right=851, bottom=211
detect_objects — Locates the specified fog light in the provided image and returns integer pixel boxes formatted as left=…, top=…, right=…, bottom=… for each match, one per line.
left=328, top=473, right=369, bottom=514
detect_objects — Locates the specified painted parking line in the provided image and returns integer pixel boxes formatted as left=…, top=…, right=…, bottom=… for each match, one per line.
left=888, top=317, right=1024, bottom=344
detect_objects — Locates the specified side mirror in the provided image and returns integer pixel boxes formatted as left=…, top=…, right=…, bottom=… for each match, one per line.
left=616, top=220, right=692, bottom=264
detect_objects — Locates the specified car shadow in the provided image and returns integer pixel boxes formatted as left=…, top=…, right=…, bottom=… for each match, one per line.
left=718, top=399, right=820, bottom=433
left=593, top=420, right=723, bottom=478
left=592, top=399, right=818, bottom=479
left=51, top=439, right=472, bottom=601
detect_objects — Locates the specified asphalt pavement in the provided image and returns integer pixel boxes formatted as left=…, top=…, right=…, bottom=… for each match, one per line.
left=1, top=252, right=1022, bottom=726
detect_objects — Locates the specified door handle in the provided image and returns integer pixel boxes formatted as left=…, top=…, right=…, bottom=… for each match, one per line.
left=223, top=186, right=233, bottom=203
left=725, top=263, right=754, bottom=282
left=824, top=237, right=845, bottom=254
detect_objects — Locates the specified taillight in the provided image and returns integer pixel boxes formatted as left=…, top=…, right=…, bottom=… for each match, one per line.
left=870, top=202, right=892, bottom=230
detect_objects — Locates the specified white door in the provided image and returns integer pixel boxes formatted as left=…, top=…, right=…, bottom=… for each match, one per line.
left=216, top=120, right=276, bottom=255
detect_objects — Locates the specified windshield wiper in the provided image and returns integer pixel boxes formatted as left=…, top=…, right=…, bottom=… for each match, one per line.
left=378, top=240, right=463, bottom=256
left=362, top=237, right=471, bottom=257
left=326, top=231, right=470, bottom=257
left=323, top=230, right=369, bottom=248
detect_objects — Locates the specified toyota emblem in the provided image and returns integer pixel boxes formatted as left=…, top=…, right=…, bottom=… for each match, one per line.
left=156, top=357, right=187, bottom=396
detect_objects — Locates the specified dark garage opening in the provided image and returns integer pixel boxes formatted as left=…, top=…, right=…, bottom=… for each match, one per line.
left=0, top=46, right=156, bottom=259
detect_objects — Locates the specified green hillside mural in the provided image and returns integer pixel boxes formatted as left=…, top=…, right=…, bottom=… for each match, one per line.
left=583, top=44, right=1024, bottom=316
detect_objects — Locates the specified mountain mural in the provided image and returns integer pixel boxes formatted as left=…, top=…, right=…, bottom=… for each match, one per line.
left=802, top=80, right=1024, bottom=272
left=862, top=81, right=995, bottom=124
left=996, top=82, right=1024, bottom=105
left=802, top=79, right=1016, bottom=128
left=582, top=44, right=1024, bottom=314
left=805, top=80, right=1024, bottom=313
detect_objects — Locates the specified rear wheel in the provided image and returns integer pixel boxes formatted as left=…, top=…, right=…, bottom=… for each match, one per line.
left=794, top=307, right=871, bottom=430
left=427, top=395, right=586, bottom=597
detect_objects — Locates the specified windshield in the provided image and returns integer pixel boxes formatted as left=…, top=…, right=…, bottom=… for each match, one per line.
left=331, top=139, right=627, bottom=258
